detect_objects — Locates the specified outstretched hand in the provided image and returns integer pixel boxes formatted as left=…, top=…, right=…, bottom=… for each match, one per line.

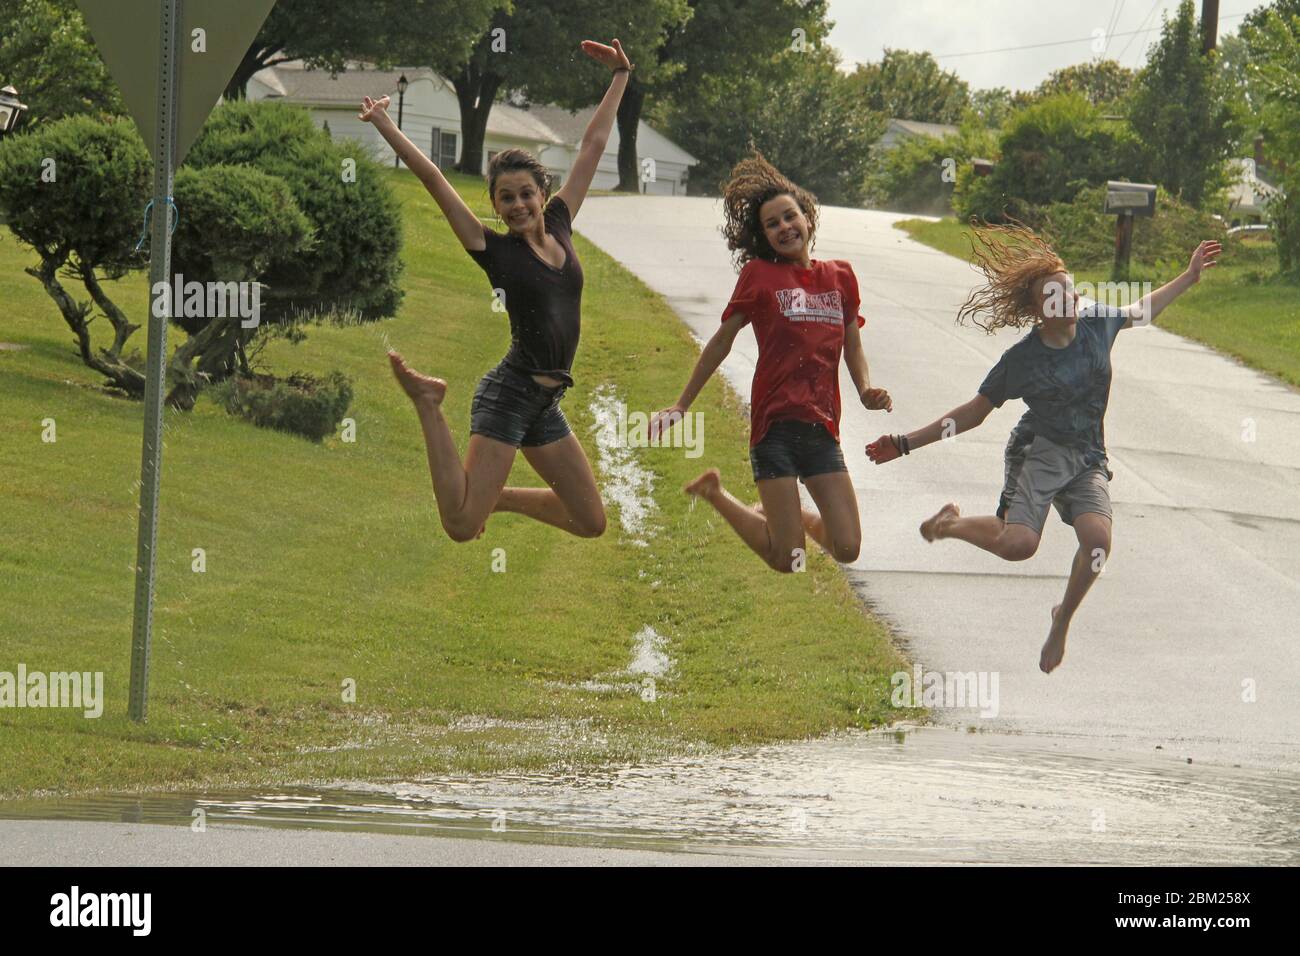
left=1187, top=239, right=1221, bottom=282
left=359, top=95, right=391, bottom=125
left=866, top=434, right=903, bottom=465
left=581, top=38, right=633, bottom=73
left=649, top=404, right=685, bottom=441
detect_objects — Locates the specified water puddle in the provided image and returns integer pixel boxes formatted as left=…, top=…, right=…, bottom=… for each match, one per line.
left=4, top=726, right=1296, bottom=864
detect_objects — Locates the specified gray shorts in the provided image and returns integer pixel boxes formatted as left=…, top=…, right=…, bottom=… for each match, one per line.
left=998, top=433, right=1113, bottom=535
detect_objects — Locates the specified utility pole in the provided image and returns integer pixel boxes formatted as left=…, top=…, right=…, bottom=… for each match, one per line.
left=1202, top=0, right=1220, bottom=54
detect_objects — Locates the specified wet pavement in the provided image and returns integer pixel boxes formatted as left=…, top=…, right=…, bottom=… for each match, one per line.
left=574, top=196, right=1300, bottom=774
left=4, top=727, right=1297, bottom=864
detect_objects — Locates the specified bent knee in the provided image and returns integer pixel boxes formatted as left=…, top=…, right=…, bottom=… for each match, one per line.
left=767, top=543, right=807, bottom=573
left=573, top=510, right=607, bottom=539
left=997, top=530, right=1039, bottom=561
left=830, top=538, right=861, bottom=563
left=442, top=515, right=484, bottom=543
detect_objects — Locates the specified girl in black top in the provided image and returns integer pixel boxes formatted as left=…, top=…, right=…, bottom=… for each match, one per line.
left=359, top=39, right=632, bottom=542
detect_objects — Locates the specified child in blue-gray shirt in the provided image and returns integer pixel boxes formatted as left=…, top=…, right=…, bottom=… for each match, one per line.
left=867, top=222, right=1220, bottom=673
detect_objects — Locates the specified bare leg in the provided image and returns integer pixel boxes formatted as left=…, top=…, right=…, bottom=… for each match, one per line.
left=389, top=351, right=514, bottom=541
left=492, top=433, right=606, bottom=538
left=802, top=471, right=862, bottom=563
left=923, top=502, right=1040, bottom=562
left=1040, top=512, right=1112, bottom=673
left=684, top=468, right=806, bottom=572
left=754, top=501, right=832, bottom=551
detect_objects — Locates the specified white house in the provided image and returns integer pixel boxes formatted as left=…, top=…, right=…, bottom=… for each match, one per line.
left=247, top=60, right=697, bottom=194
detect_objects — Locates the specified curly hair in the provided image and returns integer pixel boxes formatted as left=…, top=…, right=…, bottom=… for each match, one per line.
left=720, top=151, right=819, bottom=269
left=956, top=218, right=1067, bottom=334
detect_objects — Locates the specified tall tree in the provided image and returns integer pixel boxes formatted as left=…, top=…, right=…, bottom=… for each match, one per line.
left=223, top=0, right=499, bottom=101
left=1030, top=59, right=1136, bottom=108
left=848, top=48, right=970, bottom=124
left=618, top=0, right=826, bottom=192
left=1245, top=7, right=1300, bottom=271
left=1128, top=0, right=1242, bottom=206
left=0, top=0, right=124, bottom=124
left=666, top=45, right=884, bottom=206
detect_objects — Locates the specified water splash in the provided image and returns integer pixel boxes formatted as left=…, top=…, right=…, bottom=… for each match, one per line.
left=587, top=383, right=657, bottom=546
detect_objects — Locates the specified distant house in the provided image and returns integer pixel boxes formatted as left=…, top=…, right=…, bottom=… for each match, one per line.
left=246, top=60, right=697, bottom=194
left=877, top=118, right=961, bottom=151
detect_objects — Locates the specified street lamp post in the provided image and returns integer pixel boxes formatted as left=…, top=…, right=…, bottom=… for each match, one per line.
left=394, top=73, right=409, bottom=169
left=0, top=85, right=30, bottom=137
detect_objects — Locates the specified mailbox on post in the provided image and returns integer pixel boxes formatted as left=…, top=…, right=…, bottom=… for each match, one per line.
left=1105, top=181, right=1157, bottom=276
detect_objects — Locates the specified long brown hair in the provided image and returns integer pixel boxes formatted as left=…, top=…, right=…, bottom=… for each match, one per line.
left=720, top=151, right=819, bottom=269
left=956, top=218, right=1066, bottom=334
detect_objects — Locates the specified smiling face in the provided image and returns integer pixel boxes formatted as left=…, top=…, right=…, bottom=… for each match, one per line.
left=492, top=170, right=547, bottom=234
left=1034, top=270, right=1081, bottom=326
left=758, top=193, right=811, bottom=262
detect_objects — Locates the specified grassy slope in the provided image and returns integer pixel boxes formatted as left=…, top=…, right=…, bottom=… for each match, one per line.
left=896, top=218, right=1300, bottom=388
left=0, top=169, right=912, bottom=799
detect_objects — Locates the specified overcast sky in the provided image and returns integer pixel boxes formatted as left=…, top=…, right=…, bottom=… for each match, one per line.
left=825, top=0, right=1272, bottom=91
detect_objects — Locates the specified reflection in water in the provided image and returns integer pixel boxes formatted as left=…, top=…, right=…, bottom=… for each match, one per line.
left=4, top=727, right=1297, bottom=864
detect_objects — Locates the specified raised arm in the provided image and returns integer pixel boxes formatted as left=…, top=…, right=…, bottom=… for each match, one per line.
left=359, top=94, right=485, bottom=252
left=866, top=394, right=994, bottom=463
left=650, top=312, right=746, bottom=438
left=1121, top=239, right=1220, bottom=329
left=554, top=40, right=632, bottom=220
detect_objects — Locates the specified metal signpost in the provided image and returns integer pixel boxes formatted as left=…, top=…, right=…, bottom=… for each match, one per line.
left=75, top=0, right=277, bottom=721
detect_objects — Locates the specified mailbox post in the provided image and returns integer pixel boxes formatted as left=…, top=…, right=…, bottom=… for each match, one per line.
left=1104, top=181, right=1157, bottom=277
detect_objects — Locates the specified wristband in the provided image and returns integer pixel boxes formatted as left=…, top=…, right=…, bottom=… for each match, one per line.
left=614, top=66, right=632, bottom=74
left=898, top=434, right=911, bottom=456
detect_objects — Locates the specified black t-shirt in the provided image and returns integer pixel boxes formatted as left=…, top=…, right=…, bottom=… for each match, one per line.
left=466, top=197, right=584, bottom=386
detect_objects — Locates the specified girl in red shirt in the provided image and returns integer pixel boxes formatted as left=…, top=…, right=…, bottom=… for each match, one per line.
left=653, top=154, right=892, bottom=572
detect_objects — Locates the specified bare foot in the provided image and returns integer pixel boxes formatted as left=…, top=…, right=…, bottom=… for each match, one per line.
left=920, top=502, right=960, bottom=542
left=1040, top=604, right=1068, bottom=674
left=684, top=467, right=722, bottom=502
left=388, top=351, right=446, bottom=408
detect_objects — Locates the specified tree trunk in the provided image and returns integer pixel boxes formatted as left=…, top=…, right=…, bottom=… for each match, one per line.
left=615, top=80, right=646, bottom=193
left=26, top=256, right=144, bottom=397
left=79, top=264, right=139, bottom=360
left=452, top=62, right=502, bottom=177
left=223, top=44, right=285, bottom=101
left=165, top=316, right=247, bottom=411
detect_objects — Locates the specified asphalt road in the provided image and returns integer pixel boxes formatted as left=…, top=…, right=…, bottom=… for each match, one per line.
left=576, top=195, right=1300, bottom=772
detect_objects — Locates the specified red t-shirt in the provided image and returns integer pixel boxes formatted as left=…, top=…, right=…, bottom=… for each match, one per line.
left=721, top=258, right=865, bottom=447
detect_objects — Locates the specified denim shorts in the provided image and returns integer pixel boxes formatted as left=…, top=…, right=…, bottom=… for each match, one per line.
left=469, top=361, right=571, bottom=448
left=750, top=418, right=847, bottom=482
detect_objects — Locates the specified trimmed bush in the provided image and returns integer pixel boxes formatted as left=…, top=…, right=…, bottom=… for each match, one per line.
left=209, top=370, right=353, bottom=442
left=186, top=100, right=404, bottom=322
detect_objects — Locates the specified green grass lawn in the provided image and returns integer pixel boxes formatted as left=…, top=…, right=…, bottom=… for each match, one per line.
left=896, top=217, right=1300, bottom=388
left=0, top=169, right=912, bottom=800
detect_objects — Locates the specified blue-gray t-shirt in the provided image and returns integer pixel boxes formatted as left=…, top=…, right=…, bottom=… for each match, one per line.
left=977, top=303, right=1128, bottom=467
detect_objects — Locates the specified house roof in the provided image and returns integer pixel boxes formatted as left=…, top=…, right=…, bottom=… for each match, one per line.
left=520, top=102, right=698, bottom=165
left=887, top=118, right=961, bottom=139
left=250, top=60, right=697, bottom=160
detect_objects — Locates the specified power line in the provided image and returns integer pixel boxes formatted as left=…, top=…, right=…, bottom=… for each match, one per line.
left=933, top=11, right=1247, bottom=59
left=1116, top=0, right=1165, bottom=63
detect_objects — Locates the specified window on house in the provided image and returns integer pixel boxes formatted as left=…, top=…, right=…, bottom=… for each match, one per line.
left=432, top=128, right=457, bottom=168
